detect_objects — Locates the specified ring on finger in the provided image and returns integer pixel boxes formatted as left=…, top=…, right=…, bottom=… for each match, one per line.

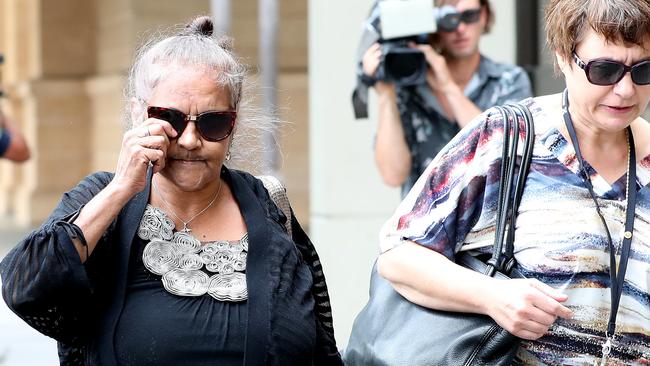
left=139, top=127, right=151, bottom=138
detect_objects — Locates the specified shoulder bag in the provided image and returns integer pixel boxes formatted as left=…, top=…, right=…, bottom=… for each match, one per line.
left=344, top=103, right=535, bottom=366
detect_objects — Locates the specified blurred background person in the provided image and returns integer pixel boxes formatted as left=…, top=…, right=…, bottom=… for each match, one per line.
left=354, top=0, right=532, bottom=196
left=0, top=109, right=30, bottom=162
left=1, top=16, right=341, bottom=366
left=0, top=54, right=30, bottom=163
left=377, top=0, right=650, bottom=363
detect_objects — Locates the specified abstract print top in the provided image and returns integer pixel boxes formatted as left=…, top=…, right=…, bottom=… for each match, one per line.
left=380, top=96, right=650, bottom=365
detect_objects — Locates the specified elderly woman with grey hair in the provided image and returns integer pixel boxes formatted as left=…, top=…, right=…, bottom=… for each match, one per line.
left=0, top=16, right=342, bottom=366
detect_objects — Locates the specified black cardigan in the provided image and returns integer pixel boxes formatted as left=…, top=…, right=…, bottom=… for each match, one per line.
left=1, top=168, right=342, bottom=365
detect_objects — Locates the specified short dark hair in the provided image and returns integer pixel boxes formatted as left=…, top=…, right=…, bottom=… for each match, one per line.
left=545, top=0, right=650, bottom=68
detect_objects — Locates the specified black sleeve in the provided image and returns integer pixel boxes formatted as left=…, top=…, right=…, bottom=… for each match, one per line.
left=290, top=215, right=343, bottom=366
left=0, top=171, right=113, bottom=346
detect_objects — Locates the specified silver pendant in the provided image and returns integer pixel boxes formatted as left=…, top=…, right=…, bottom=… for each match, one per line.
left=597, top=337, right=612, bottom=366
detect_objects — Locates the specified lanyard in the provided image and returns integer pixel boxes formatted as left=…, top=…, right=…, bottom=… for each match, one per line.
left=561, top=90, right=637, bottom=363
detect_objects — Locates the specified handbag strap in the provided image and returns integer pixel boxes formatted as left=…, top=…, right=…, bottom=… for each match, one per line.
left=258, top=175, right=293, bottom=237
left=485, top=103, right=535, bottom=276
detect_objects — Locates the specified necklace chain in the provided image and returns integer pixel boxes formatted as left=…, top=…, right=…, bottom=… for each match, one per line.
left=623, top=129, right=632, bottom=241
left=152, top=178, right=223, bottom=232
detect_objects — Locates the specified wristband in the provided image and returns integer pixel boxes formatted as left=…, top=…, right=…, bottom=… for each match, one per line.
left=359, top=72, right=377, bottom=87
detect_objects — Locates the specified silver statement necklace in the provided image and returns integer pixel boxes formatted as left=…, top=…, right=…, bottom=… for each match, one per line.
left=138, top=179, right=249, bottom=302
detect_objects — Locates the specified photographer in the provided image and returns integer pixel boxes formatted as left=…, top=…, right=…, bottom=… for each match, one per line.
left=360, top=0, right=532, bottom=196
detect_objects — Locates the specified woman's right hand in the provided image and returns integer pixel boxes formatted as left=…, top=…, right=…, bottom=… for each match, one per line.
left=485, top=278, right=573, bottom=340
left=111, top=119, right=177, bottom=197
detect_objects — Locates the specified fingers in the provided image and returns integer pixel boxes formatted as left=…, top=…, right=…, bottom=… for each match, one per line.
left=408, top=42, right=444, bottom=67
left=531, top=280, right=568, bottom=302
left=362, top=43, right=382, bottom=76
left=520, top=304, right=557, bottom=327
left=516, top=329, right=547, bottom=341
left=408, top=42, right=435, bottom=55
left=144, top=118, right=178, bottom=139
left=132, top=121, right=174, bottom=168
left=141, top=119, right=177, bottom=140
left=490, top=279, right=573, bottom=341
left=530, top=280, right=573, bottom=320
left=508, top=301, right=558, bottom=340
left=512, top=281, right=572, bottom=338
left=532, top=295, right=573, bottom=321
left=142, top=147, right=166, bottom=173
left=121, top=123, right=170, bottom=171
left=366, top=42, right=381, bottom=53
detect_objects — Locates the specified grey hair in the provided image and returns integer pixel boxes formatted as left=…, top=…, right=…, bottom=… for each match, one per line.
left=123, top=16, right=282, bottom=173
left=125, top=16, right=245, bottom=126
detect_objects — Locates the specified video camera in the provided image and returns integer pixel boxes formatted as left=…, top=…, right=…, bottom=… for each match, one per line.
left=373, top=0, right=464, bottom=86
left=352, top=0, right=472, bottom=119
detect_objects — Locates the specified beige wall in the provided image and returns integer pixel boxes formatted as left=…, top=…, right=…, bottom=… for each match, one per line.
left=0, top=0, right=310, bottom=227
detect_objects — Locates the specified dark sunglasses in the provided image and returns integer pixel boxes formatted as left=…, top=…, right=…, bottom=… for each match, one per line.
left=147, top=106, right=236, bottom=142
left=573, top=52, right=650, bottom=86
left=437, top=8, right=482, bottom=32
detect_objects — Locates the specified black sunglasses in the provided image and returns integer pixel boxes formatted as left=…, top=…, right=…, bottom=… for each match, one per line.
left=437, top=8, right=482, bottom=32
left=147, top=106, right=236, bottom=142
left=573, top=52, right=650, bottom=86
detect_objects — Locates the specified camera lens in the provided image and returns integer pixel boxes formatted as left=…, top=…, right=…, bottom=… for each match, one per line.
left=384, top=50, right=426, bottom=85
left=386, top=54, right=419, bottom=79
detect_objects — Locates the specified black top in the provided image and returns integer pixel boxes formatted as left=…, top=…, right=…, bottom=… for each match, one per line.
left=114, top=236, right=247, bottom=366
left=0, top=168, right=342, bottom=366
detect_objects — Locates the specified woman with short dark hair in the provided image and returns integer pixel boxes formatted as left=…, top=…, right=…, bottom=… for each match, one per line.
left=377, top=0, right=650, bottom=363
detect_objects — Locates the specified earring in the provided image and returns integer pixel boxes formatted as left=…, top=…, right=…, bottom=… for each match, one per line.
left=225, top=136, right=233, bottom=161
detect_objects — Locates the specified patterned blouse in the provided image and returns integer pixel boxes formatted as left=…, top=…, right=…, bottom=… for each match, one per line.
left=380, top=96, right=650, bottom=365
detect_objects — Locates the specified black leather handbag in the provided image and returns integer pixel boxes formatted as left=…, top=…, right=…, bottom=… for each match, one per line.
left=344, top=104, right=535, bottom=366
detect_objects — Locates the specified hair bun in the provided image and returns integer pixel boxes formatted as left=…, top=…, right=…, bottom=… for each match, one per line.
left=185, top=16, right=214, bottom=37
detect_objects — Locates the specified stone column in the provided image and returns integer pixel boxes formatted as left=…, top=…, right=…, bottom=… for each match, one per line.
left=0, top=0, right=94, bottom=226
